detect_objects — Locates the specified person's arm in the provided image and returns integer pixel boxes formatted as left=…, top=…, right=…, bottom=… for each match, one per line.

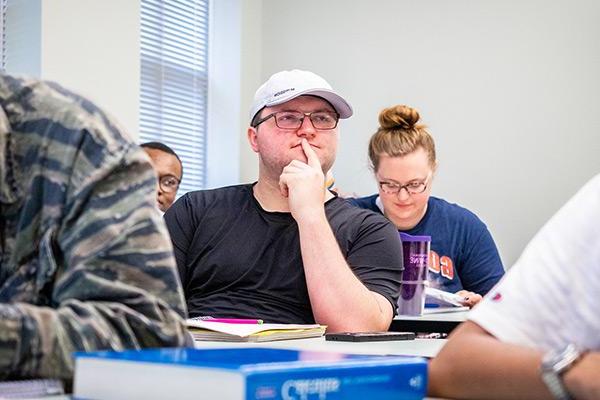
left=429, top=320, right=551, bottom=400
left=429, top=321, right=600, bottom=399
left=0, top=146, right=191, bottom=380
left=563, top=352, right=600, bottom=400
left=280, top=139, right=395, bottom=332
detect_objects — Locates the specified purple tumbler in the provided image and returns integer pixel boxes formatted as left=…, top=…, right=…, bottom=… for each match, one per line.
left=397, top=232, right=431, bottom=316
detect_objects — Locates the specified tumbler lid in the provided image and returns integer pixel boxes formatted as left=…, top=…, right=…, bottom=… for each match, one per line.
left=399, top=232, right=431, bottom=242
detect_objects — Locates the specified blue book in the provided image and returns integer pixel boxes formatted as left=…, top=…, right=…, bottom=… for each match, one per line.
left=73, top=347, right=427, bottom=400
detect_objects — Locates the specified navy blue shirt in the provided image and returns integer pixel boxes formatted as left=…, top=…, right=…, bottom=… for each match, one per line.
left=349, top=195, right=504, bottom=295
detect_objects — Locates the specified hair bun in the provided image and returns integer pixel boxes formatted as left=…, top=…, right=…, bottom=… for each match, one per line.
left=378, top=105, right=421, bottom=130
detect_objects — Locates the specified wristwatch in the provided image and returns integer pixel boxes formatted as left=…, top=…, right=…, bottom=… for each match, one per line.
left=540, top=344, right=584, bottom=400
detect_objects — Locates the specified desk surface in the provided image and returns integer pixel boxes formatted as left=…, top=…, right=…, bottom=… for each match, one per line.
left=194, top=336, right=446, bottom=358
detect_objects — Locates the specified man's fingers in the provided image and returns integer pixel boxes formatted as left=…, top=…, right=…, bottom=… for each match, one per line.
left=301, top=138, right=321, bottom=169
left=455, top=290, right=482, bottom=308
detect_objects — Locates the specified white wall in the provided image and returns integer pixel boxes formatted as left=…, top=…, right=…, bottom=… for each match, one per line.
left=206, top=0, right=242, bottom=188
left=5, top=0, right=140, bottom=139
left=41, top=0, right=140, bottom=138
left=238, top=0, right=263, bottom=178
left=240, top=0, right=600, bottom=267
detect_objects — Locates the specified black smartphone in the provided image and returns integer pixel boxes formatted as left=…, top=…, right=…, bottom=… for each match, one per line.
left=325, top=331, right=415, bottom=342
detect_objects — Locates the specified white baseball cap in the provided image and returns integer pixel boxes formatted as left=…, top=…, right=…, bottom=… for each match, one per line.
left=249, top=69, right=353, bottom=122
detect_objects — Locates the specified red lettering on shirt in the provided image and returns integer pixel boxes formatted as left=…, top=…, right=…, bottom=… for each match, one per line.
left=440, top=256, right=454, bottom=279
left=428, top=251, right=455, bottom=281
left=428, top=250, right=440, bottom=273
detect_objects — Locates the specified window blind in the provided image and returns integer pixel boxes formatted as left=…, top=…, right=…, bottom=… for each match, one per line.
left=140, top=0, right=209, bottom=193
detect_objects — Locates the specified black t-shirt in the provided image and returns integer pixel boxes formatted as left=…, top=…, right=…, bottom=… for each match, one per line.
left=164, top=184, right=403, bottom=324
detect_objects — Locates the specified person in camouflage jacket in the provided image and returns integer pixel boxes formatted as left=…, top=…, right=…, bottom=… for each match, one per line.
left=0, top=74, right=192, bottom=380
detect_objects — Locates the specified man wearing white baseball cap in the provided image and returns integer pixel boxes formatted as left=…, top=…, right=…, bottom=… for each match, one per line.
left=165, top=70, right=403, bottom=332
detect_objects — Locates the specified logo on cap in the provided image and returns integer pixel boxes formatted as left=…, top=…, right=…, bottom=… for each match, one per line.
left=273, top=88, right=295, bottom=98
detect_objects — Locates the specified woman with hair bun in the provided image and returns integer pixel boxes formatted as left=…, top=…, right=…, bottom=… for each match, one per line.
left=349, top=105, right=504, bottom=307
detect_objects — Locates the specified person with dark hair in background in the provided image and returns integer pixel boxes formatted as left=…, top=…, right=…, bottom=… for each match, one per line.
left=141, top=141, right=183, bottom=212
left=349, top=104, right=504, bottom=307
left=0, top=75, right=191, bottom=380
left=429, top=173, right=600, bottom=400
left=165, top=70, right=403, bottom=332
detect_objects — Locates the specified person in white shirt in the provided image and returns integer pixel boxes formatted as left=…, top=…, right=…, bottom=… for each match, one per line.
left=429, top=173, right=600, bottom=400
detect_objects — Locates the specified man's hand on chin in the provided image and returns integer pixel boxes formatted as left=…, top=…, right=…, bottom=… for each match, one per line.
left=279, top=139, right=326, bottom=221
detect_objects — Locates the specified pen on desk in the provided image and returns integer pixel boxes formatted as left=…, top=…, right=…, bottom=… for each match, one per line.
left=193, top=317, right=263, bottom=324
left=210, top=318, right=263, bottom=324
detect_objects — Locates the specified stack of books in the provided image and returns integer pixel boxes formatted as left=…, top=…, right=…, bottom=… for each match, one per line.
left=186, top=318, right=327, bottom=342
left=73, top=347, right=428, bottom=399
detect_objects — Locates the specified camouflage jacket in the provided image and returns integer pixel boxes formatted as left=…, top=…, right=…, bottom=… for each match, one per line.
left=0, top=75, right=191, bottom=380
